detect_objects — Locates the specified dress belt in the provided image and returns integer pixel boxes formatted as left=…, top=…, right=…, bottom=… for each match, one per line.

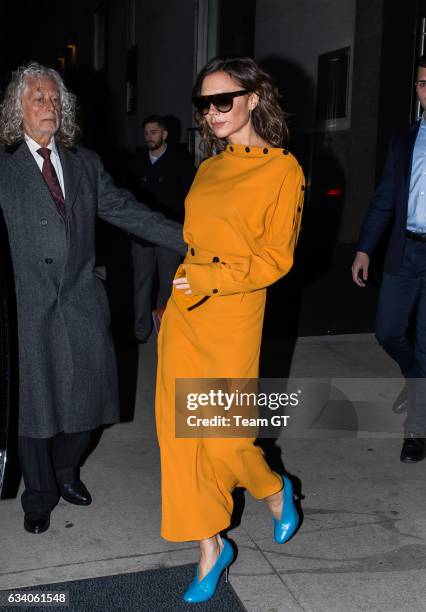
left=406, top=229, right=426, bottom=242
left=187, top=296, right=210, bottom=311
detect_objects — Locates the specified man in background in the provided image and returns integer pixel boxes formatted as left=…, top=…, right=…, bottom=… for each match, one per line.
left=352, top=56, right=426, bottom=463
left=129, top=115, right=195, bottom=342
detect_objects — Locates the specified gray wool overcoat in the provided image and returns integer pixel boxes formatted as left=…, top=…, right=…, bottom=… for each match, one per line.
left=0, top=140, right=187, bottom=438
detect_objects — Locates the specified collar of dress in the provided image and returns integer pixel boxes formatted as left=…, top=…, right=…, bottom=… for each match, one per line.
left=224, top=143, right=289, bottom=158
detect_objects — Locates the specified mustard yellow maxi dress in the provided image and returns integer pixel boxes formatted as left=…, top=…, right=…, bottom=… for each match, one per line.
left=156, top=143, right=305, bottom=542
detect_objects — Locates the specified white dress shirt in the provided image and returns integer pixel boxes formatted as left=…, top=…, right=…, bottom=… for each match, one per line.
left=24, top=134, right=65, bottom=198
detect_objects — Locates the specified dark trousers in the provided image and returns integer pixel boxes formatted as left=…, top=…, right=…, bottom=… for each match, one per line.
left=375, top=238, right=426, bottom=434
left=18, top=431, right=91, bottom=516
left=132, top=242, right=181, bottom=341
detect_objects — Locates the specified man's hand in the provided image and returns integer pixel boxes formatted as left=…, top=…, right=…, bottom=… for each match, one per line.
left=351, top=251, right=370, bottom=287
left=173, top=276, right=192, bottom=295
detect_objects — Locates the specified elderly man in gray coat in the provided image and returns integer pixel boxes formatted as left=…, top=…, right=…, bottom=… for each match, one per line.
left=0, top=62, right=187, bottom=534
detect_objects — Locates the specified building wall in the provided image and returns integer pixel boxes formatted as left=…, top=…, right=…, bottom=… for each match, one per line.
left=101, top=0, right=195, bottom=158
left=345, top=0, right=385, bottom=243
left=105, top=1, right=134, bottom=155
left=255, top=0, right=356, bottom=131
left=137, top=0, right=195, bottom=147
left=254, top=0, right=379, bottom=244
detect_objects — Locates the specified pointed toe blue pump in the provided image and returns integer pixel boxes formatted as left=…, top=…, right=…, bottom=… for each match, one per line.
left=273, top=475, right=299, bottom=544
left=183, top=538, right=234, bottom=604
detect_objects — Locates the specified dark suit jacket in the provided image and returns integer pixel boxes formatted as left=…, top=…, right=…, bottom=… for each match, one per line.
left=0, top=140, right=186, bottom=438
left=357, top=120, right=421, bottom=274
left=128, top=145, right=195, bottom=224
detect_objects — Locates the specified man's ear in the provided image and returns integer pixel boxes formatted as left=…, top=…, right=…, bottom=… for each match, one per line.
left=163, top=129, right=168, bottom=142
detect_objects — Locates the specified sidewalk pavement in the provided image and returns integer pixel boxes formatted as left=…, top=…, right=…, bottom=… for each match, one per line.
left=1, top=333, right=425, bottom=612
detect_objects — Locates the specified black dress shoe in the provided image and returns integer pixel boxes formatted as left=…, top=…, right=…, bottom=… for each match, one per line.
left=59, top=480, right=92, bottom=505
left=24, top=513, right=50, bottom=534
left=400, top=435, right=425, bottom=463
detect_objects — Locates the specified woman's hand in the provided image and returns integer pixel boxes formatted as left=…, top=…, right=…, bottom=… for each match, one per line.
left=173, top=276, right=193, bottom=295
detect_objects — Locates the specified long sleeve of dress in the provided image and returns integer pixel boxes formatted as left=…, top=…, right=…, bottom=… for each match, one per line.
left=184, top=163, right=305, bottom=296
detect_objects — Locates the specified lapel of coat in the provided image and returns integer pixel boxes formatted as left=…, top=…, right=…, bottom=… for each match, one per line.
left=150, top=145, right=171, bottom=173
left=57, top=143, right=82, bottom=216
left=5, top=139, right=83, bottom=218
left=4, top=140, right=61, bottom=218
left=404, top=120, right=421, bottom=182
left=142, top=148, right=152, bottom=174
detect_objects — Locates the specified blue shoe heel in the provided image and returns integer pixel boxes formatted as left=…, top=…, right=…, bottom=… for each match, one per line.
left=273, top=475, right=299, bottom=544
left=183, top=538, right=234, bottom=604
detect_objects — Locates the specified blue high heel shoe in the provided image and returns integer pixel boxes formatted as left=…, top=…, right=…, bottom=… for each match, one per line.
left=183, top=538, right=234, bottom=604
left=273, top=475, right=299, bottom=544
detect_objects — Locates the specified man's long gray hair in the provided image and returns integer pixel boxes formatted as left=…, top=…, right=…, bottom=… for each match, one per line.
left=0, top=62, right=80, bottom=147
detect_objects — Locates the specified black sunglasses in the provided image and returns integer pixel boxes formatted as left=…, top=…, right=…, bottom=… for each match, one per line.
left=192, top=90, right=252, bottom=115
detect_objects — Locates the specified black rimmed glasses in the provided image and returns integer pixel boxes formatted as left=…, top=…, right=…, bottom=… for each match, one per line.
left=192, top=90, right=252, bottom=115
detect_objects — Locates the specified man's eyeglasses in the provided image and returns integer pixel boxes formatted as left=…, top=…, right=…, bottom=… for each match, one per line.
left=192, top=90, right=252, bottom=115
left=416, top=80, right=426, bottom=88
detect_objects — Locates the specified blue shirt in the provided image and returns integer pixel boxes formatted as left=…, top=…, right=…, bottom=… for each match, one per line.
left=407, top=115, right=426, bottom=232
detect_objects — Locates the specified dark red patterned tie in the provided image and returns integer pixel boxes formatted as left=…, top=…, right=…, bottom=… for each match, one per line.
left=37, top=147, right=65, bottom=217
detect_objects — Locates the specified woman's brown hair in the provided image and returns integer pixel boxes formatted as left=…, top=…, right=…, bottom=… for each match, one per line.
left=192, top=56, right=288, bottom=157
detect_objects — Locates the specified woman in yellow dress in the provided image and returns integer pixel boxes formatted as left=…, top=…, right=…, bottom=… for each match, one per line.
left=155, top=57, right=305, bottom=603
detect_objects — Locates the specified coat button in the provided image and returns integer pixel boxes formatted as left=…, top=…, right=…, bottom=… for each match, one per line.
left=301, top=185, right=306, bottom=191
left=245, top=147, right=250, bottom=153
left=297, top=206, right=302, bottom=212
left=283, top=149, right=289, bottom=155
left=45, top=258, right=53, bottom=264
left=212, top=288, right=218, bottom=294
left=40, top=218, right=48, bottom=226
left=230, top=146, right=234, bottom=152
left=212, top=256, right=219, bottom=262
left=190, top=248, right=195, bottom=256
left=263, top=148, right=268, bottom=154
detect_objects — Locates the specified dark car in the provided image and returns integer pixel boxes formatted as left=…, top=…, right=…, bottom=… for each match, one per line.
left=0, top=210, right=18, bottom=497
